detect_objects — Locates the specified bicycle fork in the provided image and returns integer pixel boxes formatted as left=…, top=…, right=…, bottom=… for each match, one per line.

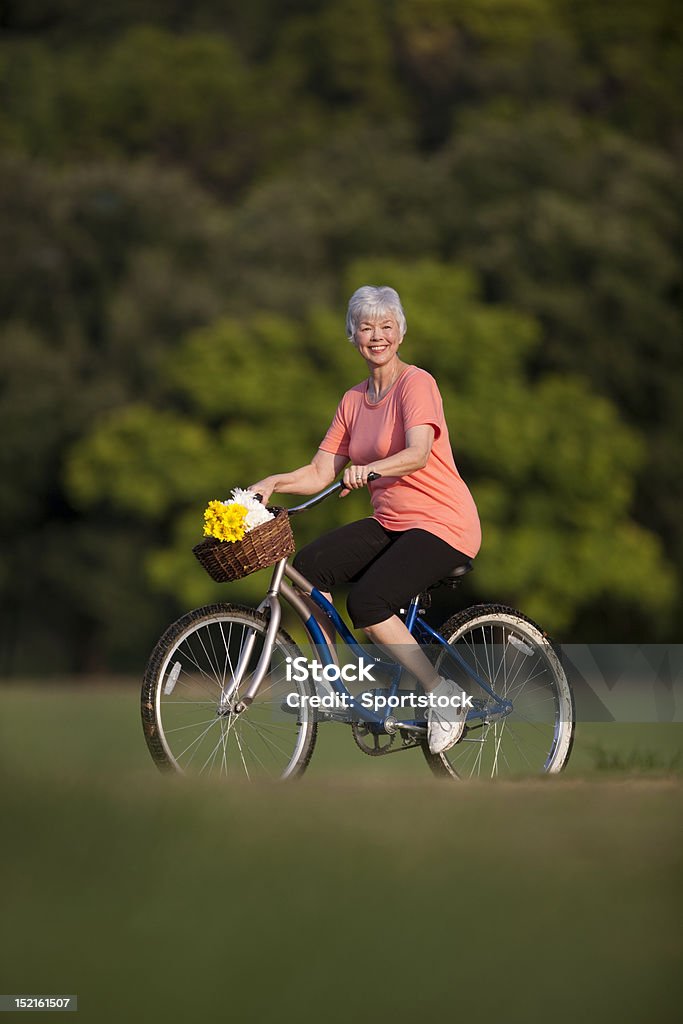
left=218, top=560, right=287, bottom=714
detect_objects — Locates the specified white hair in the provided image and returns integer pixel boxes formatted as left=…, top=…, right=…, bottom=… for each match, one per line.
left=345, top=285, right=407, bottom=343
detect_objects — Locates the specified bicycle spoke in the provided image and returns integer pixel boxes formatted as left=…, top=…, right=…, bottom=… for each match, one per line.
left=232, top=725, right=251, bottom=780
left=163, top=715, right=220, bottom=734
left=241, top=714, right=299, bottom=762
left=176, top=717, right=223, bottom=768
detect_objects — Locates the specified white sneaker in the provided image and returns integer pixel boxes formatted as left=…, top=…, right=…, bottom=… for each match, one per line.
left=427, top=676, right=467, bottom=754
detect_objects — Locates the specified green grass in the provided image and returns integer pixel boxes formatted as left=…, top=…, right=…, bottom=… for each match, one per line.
left=1, top=683, right=682, bottom=1023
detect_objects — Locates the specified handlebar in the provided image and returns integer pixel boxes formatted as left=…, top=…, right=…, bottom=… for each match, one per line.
left=255, top=472, right=381, bottom=516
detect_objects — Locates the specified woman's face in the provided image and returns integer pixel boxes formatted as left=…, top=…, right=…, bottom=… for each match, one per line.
left=353, top=313, right=403, bottom=368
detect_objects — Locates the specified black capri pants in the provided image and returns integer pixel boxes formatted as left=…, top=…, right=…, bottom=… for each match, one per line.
left=292, top=517, right=471, bottom=629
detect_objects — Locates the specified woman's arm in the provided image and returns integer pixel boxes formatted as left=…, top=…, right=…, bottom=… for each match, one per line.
left=248, top=449, right=348, bottom=504
left=342, top=425, right=434, bottom=491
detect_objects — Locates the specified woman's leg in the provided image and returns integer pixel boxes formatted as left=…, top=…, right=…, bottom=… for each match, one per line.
left=292, top=517, right=392, bottom=591
left=346, top=528, right=472, bottom=691
left=363, top=614, right=441, bottom=691
left=292, top=518, right=393, bottom=657
left=365, top=612, right=469, bottom=754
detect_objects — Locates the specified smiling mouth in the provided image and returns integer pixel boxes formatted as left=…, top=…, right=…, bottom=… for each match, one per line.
left=369, top=345, right=388, bottom=352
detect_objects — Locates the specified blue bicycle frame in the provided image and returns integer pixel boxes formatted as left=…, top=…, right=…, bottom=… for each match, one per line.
left=288, top=578, right=512, bottom=731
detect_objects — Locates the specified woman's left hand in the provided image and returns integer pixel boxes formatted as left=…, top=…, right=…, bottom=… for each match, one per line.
left=341, top=464, right=373, bottom=496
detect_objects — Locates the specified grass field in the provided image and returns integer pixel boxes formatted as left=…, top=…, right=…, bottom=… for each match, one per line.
left=1, top=682, right=682, bottom=1023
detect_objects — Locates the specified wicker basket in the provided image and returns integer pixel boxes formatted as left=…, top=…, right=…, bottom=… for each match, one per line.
left=193, top=506, right=295, bottom=583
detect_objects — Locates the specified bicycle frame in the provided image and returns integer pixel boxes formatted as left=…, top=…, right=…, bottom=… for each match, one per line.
left=222, top=484, right=512, bottom=732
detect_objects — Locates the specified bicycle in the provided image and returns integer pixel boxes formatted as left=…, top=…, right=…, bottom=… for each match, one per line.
left=141, top=480, right=575, bottom=781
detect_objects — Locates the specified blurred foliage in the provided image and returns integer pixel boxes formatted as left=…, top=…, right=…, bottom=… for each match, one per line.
left=0, top=0, right=680, bottom=671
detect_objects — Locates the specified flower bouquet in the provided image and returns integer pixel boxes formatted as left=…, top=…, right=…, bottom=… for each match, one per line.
left=193, top=488, right=295, bottom=583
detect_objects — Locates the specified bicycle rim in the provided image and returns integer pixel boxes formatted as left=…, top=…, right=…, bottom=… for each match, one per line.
left=142, top=604, right=317, bottom=781
left=424, top=604, right=574, bottom=779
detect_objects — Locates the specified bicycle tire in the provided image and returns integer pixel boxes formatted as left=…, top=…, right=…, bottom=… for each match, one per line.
left=422, top=603, right=575, bottom=779
left=141, top=603, right=317, bottom=781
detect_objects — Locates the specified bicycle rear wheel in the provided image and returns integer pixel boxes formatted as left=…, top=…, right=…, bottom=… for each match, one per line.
left=423, top=604, right=574, bottom=779
left=141, top=603, right=317, bottom=781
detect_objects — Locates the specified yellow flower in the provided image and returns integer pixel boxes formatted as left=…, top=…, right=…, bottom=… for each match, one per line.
left=203, top=501, right=248, bottom=543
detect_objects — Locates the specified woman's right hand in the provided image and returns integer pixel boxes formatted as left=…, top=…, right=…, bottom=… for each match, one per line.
left=246, top=477, right=276, bottom=504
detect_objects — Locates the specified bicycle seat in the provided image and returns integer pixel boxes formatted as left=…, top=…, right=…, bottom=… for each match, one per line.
left=429, top=559, right=473, bottom=589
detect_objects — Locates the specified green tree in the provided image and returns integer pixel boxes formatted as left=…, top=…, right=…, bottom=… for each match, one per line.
left=435, top=108, right=683, bottom=575
left=0, top=28, right=258, bottom=191
left=0, top=156, right=233, bottom=673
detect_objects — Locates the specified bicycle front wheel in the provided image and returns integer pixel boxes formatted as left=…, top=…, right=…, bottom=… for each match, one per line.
left=141, top=604, right=317, bottom=781
left=423, top=604, right=574, bottom=779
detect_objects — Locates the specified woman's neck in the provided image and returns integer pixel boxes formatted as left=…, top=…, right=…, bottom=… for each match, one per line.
left=366, top=358, right=405, bottom=403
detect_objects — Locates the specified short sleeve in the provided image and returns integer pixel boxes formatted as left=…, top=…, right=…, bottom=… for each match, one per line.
left=400, top=371, right=443, bottom=439
left=319, top=399, right=350, bottom=457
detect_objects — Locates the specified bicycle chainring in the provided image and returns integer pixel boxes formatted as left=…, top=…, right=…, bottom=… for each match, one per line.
left=351, top=721, right=396, bottom=756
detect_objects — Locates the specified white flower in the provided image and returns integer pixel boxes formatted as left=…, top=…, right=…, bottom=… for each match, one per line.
left=228, top=488, right=274, bottom=531
left=244, top=507, right=273, bottom=530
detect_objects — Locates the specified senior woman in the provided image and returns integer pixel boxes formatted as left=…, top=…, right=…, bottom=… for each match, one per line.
left=249, top=285, right=481, bottom=754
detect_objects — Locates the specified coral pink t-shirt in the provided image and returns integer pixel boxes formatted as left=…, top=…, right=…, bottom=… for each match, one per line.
left=319, top=365, right=481, bottom=558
